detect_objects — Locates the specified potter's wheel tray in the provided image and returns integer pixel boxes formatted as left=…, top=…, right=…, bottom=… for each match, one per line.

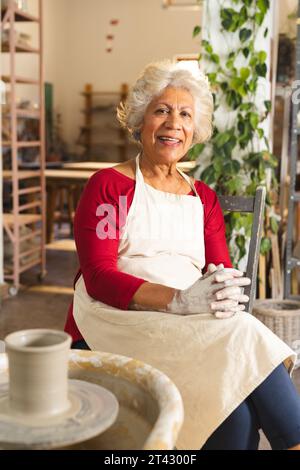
left=0, top=379, right=119, bottom=449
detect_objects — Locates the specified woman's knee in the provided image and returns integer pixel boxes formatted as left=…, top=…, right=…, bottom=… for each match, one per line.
left=249, top=363, right=300, bottom=449
left=201, top=399, right=260, bottom=450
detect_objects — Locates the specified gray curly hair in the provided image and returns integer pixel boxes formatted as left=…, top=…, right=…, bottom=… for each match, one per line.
left=117, top=60, right=213, bottom=146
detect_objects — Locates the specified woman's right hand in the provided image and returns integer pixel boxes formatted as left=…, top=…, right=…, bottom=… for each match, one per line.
left=167, top=264, right=251, bottom=317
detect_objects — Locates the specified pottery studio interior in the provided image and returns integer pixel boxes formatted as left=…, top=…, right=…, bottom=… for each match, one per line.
left=1, top=0, right=300, bottom=453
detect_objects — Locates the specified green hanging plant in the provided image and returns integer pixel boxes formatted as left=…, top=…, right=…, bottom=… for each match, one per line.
left=190, top=0, right=279, bottom=266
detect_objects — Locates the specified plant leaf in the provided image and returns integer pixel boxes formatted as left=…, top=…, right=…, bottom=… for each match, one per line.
left=242, top=47, right=250, bottom=58
left=260, top=237, right=271, bottom=254
left=239, top=28, right=252, bottom=43
left=193, top=25, right=201, bottom=38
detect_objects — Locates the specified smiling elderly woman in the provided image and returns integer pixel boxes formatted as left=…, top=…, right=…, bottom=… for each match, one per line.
left=64, top=61, right=300, bottom=450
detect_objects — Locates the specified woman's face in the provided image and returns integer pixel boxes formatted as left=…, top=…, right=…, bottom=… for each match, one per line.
left=140, top=86, right=195, bottom=164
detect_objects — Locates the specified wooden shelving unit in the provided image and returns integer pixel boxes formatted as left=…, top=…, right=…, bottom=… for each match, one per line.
left=77, top=83, right=136, bottom=162
left=1, top=0, right=46, bottom=294
left=284, top=0, right=300, bottom=298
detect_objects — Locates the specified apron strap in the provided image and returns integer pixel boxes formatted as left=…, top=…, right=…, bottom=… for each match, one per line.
left=176, top=166, right=199, bottom=197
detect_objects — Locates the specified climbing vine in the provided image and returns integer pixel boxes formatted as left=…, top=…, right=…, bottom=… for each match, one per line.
left=190, top=0, right=278, bottom=265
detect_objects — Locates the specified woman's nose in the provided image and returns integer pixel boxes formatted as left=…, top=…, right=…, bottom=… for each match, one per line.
left=165, top=112, right=181, bottom=129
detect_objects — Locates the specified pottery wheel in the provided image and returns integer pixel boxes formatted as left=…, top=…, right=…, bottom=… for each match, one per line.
left=0, top=379, right=119, bottom=449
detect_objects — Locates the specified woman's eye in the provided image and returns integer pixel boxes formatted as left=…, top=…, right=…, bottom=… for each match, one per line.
left=181, top=111, right=191, bottom=118
left=156, top=108, right=168, bottom=114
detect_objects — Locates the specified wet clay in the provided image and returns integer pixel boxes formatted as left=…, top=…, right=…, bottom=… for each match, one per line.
left=5, top=329, right=71, bottom=417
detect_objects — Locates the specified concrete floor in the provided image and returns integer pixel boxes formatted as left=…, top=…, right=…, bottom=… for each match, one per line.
left=1, top=240, right=300, bottom=450
left=0, top=241, right=77, bottom=337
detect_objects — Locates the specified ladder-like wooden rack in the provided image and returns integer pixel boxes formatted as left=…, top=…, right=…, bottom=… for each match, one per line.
left=1, top=0, right=46, bottom=295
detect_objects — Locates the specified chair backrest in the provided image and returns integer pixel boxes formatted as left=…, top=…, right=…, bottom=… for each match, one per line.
left=218, top=186, right=266, bottom=314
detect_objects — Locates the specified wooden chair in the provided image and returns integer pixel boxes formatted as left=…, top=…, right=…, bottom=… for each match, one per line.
left=218, top=186, right=266, bottom=314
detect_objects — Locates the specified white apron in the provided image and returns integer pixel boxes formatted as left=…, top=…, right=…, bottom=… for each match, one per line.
left=74, top=154, right=296, bottom=450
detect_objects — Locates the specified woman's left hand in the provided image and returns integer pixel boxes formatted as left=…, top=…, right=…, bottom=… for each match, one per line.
left=206, top=264, right=251, bottom=319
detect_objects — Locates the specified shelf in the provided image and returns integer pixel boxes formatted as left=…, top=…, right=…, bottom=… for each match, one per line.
left=2, top=141, right=41, bottom=147
left=18, top=185, right=42, bottom=196
left=3, top=108, right=40, bottom=119
left=19, top=228, right=42, bottom=243
left=1, top=75, right=39, bottom=85
left=3, top=213, right=42, bottom=226
left=19, top=200, right=42, bottom=212
left=1, top=7, right=39, bottom=22
left=45, top=169, right=94, bottom=181
left=19, top=161, right=62, bottom=169
left=1, top=43, right=40, bottom=53
left=5, top=257, right=42, bottom=278
left=3, top=140, right=41, bottom=147
left=19, top=246, right=41, bottom=260
left=3, top=170, right=41, bottom=180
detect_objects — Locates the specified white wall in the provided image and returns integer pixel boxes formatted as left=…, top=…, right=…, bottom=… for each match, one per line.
left=46, top=0, right=202, bottom=154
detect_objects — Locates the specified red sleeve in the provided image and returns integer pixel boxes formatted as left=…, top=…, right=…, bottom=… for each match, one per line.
left=194, top=181, right=232, bottom=270
left=74, top=169, right=146, bottom=310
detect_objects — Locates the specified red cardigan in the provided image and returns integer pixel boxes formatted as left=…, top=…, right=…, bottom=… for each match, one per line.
left=64, top=168, right=232, bottom=342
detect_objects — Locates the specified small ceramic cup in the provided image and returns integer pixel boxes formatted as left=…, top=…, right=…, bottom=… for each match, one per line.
left=5, top=329, right=72, bottom=417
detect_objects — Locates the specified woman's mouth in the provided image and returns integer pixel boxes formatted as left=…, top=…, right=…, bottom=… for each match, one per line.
left=157, top=136, right=182, bottom=147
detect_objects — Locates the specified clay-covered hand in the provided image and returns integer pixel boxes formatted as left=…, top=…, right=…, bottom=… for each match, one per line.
left=166, top=268, right=244, bottom=315
left=197, top=263, right=251, bottom=310
left=209, top=267, right=251, bottom=319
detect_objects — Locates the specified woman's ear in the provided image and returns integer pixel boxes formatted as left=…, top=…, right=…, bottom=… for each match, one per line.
left=133, top=130, right=141, bottom=142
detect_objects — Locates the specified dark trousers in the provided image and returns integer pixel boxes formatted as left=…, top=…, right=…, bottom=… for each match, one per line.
left=202, top=363, right=300, bottom=450
left=72, top=340, right=300, bottom=450
left=72, top=339, right=90, bottom=350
